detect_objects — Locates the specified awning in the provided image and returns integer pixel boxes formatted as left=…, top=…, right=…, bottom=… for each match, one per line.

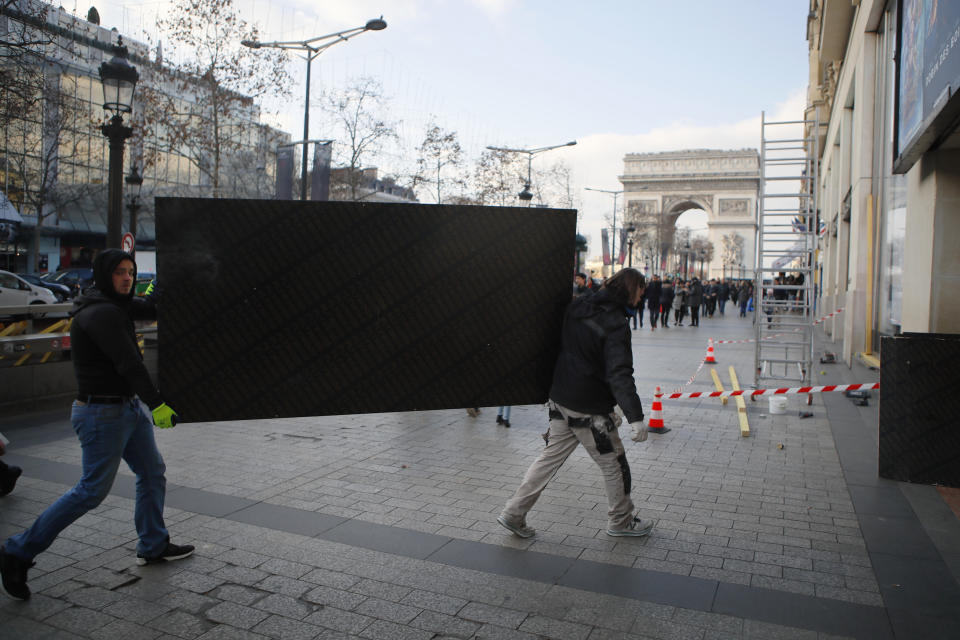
left=0, top=191, right=24, bottom=223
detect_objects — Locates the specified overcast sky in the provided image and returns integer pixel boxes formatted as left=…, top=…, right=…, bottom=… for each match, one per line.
left=92, top=0, right=810, bottom=260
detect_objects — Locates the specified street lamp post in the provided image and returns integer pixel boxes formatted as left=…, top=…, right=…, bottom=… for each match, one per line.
left=584, top=187, right=624, bottom=277
left=684, top=241, right=690, bottom=279
left=242, top=17, right=387, bottom=201
left=99, top=38, right=139, bottom=249
left=486, top=141, right=576, bottom=205
left=125, top=166, right=143, bottom=247
left=626, top=225, right=636, bottom=268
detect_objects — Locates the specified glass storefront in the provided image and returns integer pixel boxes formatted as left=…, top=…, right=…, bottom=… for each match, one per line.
left=874, top=3, right=906, bottom=350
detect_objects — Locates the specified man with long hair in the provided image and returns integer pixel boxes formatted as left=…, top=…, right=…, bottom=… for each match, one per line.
left=498, top=268, right=653, bottom=538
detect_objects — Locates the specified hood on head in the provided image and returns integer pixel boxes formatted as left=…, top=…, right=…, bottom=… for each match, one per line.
left=93, top=248, right=136, bottom=300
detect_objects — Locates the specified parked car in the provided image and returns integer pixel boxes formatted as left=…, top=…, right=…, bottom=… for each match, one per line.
left=0, top=269, right=58, bottom=308
left=18, top=273, right=71, bottom=301
left=41, top=268, right=94, bottom=298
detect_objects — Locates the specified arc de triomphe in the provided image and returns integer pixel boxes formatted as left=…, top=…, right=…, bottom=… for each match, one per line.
left=619, top=149, right=759, bottom=279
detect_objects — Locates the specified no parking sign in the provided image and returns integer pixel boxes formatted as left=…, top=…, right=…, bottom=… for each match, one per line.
left=121, top=232, right=135, bottom=254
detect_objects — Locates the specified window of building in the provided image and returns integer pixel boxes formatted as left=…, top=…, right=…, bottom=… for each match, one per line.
left=874, top=2, right=906, bottom=347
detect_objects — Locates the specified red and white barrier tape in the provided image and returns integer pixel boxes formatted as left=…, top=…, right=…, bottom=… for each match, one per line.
left=673, top=352, right=709, bottom=393
left=660, top=381, right=877, bottom=401
left=714, top=308, right=845, bottom=344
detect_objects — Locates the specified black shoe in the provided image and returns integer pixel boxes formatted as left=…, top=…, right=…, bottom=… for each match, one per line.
left=0, top=546, right=33, bottom=600
left=0, top=466, right=22, bottom=497
left=136, top=541, right=195, bottom=566
left=496, top=415, right=503, bottom=425
left=502, top=420, right=511, bottom=428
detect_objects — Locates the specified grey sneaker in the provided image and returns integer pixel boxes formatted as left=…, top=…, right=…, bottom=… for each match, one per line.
left=607, top=516, right=654, bottom=537
left=497, top=515, right=535, bottom=538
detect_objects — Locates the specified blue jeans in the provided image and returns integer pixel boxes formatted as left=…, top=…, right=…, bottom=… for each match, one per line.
left=5, top=398, right=169, bottom=561
left=498, top=406, right=511, bottom=420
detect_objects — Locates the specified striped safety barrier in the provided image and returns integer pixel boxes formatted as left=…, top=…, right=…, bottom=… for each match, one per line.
left=662, top=382, right=878, bottom=401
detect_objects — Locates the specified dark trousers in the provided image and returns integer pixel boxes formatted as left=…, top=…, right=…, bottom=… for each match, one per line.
left=648, top=306, right=658, bottom=328
left=739, top=301, right=748, bottom=317
left=718, top=299, right=726, bottom=314
left=675, top=307, right=685, bottom=324
left=690, top=305, right=700, bottom=326
left=660, top=308, right=670, bottom=327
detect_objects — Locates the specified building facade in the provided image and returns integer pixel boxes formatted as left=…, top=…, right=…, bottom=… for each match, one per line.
left=0, top=1, right=290, bottom=273
left=807, top=0, right=960, bottom=365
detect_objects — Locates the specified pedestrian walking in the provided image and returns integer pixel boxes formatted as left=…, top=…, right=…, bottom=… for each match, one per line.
left=646, top=274, right=662, bottom=330
left=738, top=282, right=751, bottom=318
left=497, top=268, right=653, bottom=539
left=1, top=250, right=193, bottom=601
left=718, top=279, right=729, bottom=315
left=659, top=280, right=674, bottom=328
left=673, top=279, right=687, bottom=326
left=687, top=277, right=703, bottom=326
left=0, top=433, right=22, bottom=497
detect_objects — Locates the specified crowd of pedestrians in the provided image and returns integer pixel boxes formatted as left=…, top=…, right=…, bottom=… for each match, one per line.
left=575, top=272, right=754, bottom=330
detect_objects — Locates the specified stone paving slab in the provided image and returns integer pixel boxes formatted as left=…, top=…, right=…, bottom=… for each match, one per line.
left=1, top=311, right=957, bottom=638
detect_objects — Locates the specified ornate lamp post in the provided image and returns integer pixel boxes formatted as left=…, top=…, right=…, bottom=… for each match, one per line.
left=487, top=141, right=576, bottom=205
left=125, top=166, right=143, bottom=248
left=242, top=17, right=387, bottom=201
left=626, top=225, right=636, bottom=268
left=99, top=38, right=139, bottom=249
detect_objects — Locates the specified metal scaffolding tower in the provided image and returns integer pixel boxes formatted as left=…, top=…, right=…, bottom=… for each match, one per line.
left=754, top=110, right=820, bottom=387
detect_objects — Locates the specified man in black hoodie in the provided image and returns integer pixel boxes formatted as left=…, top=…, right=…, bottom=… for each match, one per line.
left=497, top=268, right=654, bottom=539
left=0, top=250, right=192, bottom=601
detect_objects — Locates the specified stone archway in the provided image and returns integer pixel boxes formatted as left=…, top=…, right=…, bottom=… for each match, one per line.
left=619, top=149, right=759, bottom=278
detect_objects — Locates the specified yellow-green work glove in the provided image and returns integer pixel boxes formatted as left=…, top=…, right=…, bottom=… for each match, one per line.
left=152, top=403, right=178, bottom=429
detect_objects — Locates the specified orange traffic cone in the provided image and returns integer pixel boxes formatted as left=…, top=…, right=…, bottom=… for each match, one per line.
left=705, top=338, right=717, bottom=364
left=647, top=386, right=670, bottom=434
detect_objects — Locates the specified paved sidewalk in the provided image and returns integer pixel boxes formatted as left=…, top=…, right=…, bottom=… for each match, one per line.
left=1, top=310, right=959, bottom=639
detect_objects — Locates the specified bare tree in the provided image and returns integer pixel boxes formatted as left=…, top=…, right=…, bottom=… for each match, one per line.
left=147, top=0, right=292, bottom=196
left=319, top=77, right=398, bottom=201
left=0, top=0, right=54, bottom=128
left=472, top=148, right=524, bottom=206
left=531, top=160, right=578, bottom=210
left=413, top=119, right=464, bottom=204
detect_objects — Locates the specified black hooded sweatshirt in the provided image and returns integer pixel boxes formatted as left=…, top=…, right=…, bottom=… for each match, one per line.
left=70, top=249, right=163, bottom=408
left=549, top=288, right=644, bottom=423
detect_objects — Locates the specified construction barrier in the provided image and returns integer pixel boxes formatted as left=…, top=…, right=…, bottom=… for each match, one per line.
left=647, top=386, right=670, bottom=433
left=661, top=382, right=878, bottom=401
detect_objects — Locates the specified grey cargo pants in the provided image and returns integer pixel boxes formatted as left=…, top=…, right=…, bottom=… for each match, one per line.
left=501, top=401, right=635, bottom=531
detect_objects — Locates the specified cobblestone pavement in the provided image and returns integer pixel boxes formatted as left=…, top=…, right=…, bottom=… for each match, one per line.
left=1, top=309, right=957, bottom=639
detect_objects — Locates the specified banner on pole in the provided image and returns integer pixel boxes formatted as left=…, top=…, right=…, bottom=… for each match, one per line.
left=617, top=229, right=629, bottom=265
left=275, top=146, right=294, bottom=200
left=310, top=142, right=332, bottom=201
left=601, top=228, right=611, bottom=265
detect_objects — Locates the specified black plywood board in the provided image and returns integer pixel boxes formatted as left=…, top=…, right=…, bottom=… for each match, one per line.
left=879, top=334, right=960, bottom=487
left=156, top=198, right=576, bottom=422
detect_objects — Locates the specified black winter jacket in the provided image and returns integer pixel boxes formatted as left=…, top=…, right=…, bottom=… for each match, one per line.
left=549, top=289, right=644, bottom=423
left=71, top=249, right=163, bottom=408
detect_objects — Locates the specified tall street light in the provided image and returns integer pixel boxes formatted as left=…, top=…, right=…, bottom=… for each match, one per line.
left=125, top=165, right=143, bottom=247
left=99, top=37, right=139, bottom=249
left=242, top=17, right=387, bottom=201
left=485, top=141, right=576, bottom=205
left=584, top=187, right=624, bottom=276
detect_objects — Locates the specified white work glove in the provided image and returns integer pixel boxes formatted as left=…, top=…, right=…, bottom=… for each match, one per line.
left=630, top=421, right=648, bottom=442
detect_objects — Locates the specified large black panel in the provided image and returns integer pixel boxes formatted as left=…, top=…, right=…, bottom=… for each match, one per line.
left=879, top=333, right=960, bottom=487
left=156, top=198, right=576, bottom=422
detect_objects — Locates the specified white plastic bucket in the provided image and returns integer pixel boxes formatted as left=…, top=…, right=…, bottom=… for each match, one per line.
left=768, top=395, right=788, bottom=414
